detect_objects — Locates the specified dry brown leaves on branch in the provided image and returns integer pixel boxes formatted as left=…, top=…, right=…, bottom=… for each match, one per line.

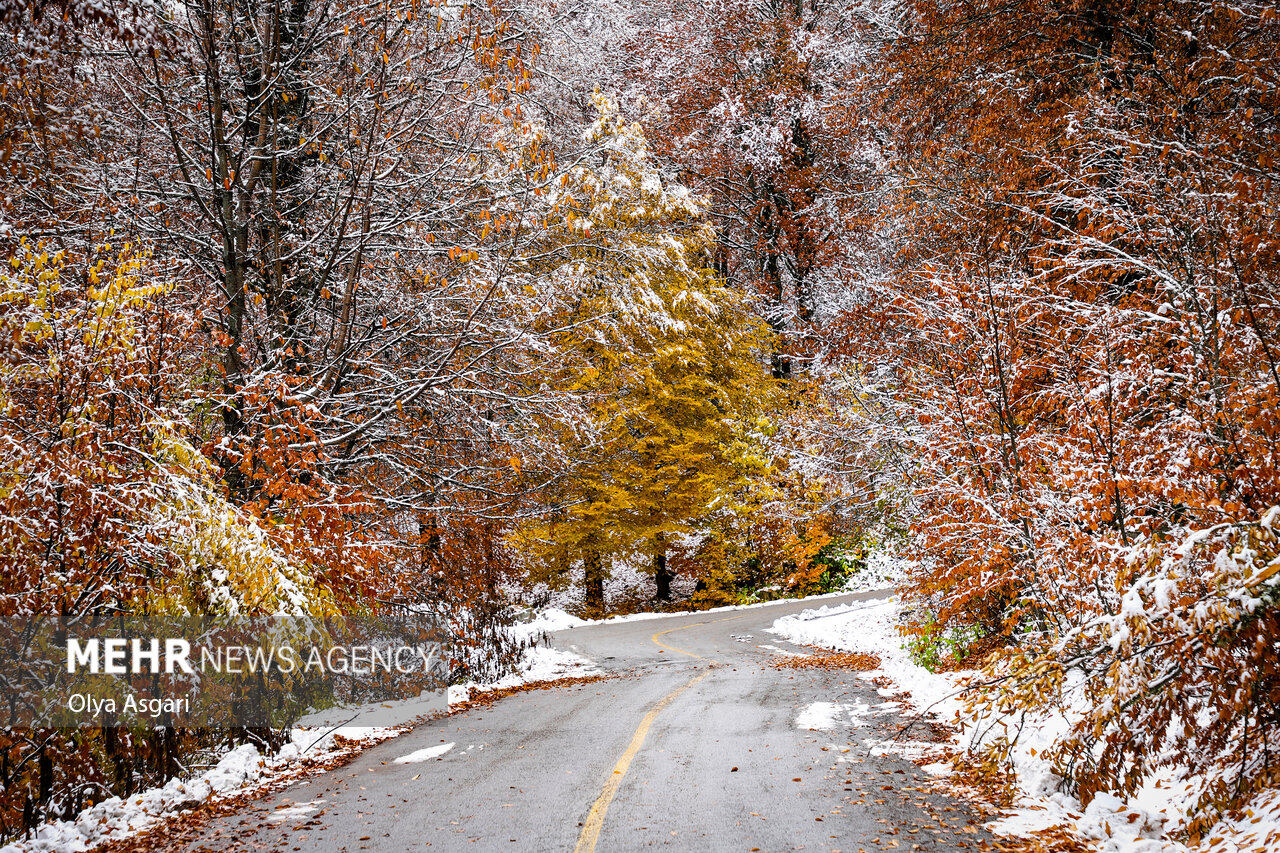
left=934, top=636, right=1007, bottom=673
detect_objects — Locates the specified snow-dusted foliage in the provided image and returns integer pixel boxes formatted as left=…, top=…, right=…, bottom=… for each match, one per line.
left=1, top=0, right=1276, bottom=845
left=501, top=97, right=780, bottom=613
left=0, top=246, right=339, bottom=836
left=838, top=0, right=1280, bottom=839
left=973, top=508, right=1280, bottom=835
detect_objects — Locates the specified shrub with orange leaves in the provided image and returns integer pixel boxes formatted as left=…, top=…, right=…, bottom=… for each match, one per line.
left=0, top=245, right=370, bottom=839
left=856, top=0, right=1280, bottom=829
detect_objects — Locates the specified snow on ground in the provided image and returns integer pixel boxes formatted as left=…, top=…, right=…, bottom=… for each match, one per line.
left=448, top=644, right=601, bottom=705
left=769, top=593, right=1280, bottom=853
left=795, top=700, right=880, bottom=733
left=1200, top=788, right=1280, bottom=853
left=510, top=549, right=906, bottom=631
left=293, top=686, right=447, bottom=731
left=527, top=579, right=901, bottom=633
left=0, top=731, right=398, bottom=853
left=393, top=742, right=455, bottom=764
left=770, top=596, right=963, bottom=723
left=596, top=588, right=873, bottom=624
left=796, top=701, right=844, bottom=731
left=2, top=635, right=599, bottom=853
left=507, top=606, right=590, bottom=639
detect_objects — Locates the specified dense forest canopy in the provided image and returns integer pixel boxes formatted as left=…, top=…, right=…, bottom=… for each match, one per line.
left=0, top=0, right=1276, bottom=844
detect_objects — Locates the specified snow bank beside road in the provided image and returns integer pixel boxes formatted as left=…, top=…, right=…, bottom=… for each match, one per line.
left=0, top=730, right=400, bottom=853
left=522, top=583, right=901, bottom=634
left=448, top=644, right=600, bottom=705
left=769, top=595, right=1280, bottom=853
left=770, top=596, right=962, bottom=722
left=3, top=632, right=599, bottom=853
left=509, top=607, right=591, bottom=638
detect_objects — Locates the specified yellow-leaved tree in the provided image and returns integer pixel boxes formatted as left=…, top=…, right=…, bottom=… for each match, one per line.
left=512, top=98, right=777, bottom=612
left=0, top=245, right=342, bottom=829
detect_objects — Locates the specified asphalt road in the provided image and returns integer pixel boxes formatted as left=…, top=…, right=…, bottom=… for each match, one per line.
left=176, top=590, right=995, bottom=852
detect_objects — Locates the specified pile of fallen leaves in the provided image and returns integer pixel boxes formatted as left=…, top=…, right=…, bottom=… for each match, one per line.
left=771, top=650, right=882, bottom=671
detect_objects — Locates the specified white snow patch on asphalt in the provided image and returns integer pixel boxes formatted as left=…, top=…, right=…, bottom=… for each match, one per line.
left=844, top=701, right=877, bottom=725
left=394, top=742, right=455, bottom=764
left=796, top=702, right=843, bottom=731
left=796, top=700, right=884, bottom=733
left=268, top=800, right=324, bottom=822
left=758, top=643, right=804, bottom=656
left=766, top=587, right=1280, bottom=853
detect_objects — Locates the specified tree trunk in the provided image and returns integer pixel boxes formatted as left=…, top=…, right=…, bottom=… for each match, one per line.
left=483, top=521, right=497, bottom=598
left=654, top=533, right=672, bottom=602
left=583, top=543, right=605, bottom=616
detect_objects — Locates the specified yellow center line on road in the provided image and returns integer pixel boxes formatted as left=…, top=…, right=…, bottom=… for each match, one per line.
left=572, top=670, right=708, bottom=853
left=573, top=614, right=748, bottom=853
left=650, top=613, right=748, bottom=659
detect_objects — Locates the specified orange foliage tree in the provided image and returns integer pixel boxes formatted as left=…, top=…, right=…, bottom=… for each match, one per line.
left=844, top=0, right=1280, bottom=824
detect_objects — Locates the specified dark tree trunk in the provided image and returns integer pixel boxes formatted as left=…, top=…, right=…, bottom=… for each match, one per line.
left=37, top=748, right=52, bottom=807
left=583, top=544, right=605, bottom=616
left=654, top=534, right=672, bottom=602
left=484, top=521, right=497, bottom=598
